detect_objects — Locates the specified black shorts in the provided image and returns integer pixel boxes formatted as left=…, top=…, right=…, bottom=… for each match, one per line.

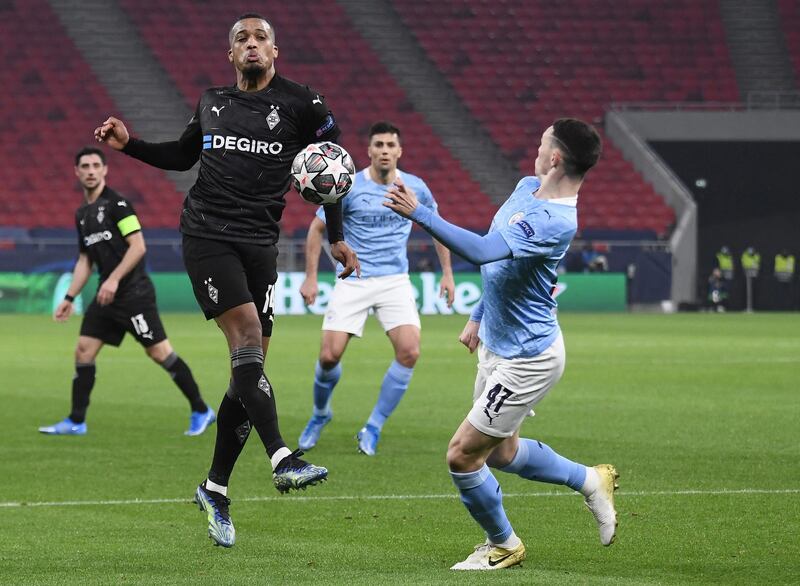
left=80, top=293, right=167, bottom=348
left=182, top=234, right=278, bottom=337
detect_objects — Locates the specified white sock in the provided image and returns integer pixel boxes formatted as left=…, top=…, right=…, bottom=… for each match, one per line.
left=579, top=466, right=599, bottom=497
left=205, top=479, right=227, bottom=496
left=270, top=447, right=293, bottom=470
left=492, top=531, right=522, bottom=550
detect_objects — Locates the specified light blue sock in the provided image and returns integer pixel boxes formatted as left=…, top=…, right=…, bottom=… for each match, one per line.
left=312, top=361, right=341, bottom=417
left=450, top=465, right=513, bottom=544
left=366, top=360, right=413, bottom=430
left=499, top=438, right=587, bottom=491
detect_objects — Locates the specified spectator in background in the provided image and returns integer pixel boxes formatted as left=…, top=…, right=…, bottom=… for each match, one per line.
left=715, top=246, right=734, bottom=281
left=774, top=249, right=796, bottom=311
left=774, top=249, right=795, bottom=284
left=741, top=247, right=760, bottom=279
left=581, top=243, right=608, bottom=272
left=706, top=268, right=728, bottom=312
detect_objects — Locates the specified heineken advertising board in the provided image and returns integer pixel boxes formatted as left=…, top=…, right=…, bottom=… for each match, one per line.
left=0, top=272, right=626, bottom=314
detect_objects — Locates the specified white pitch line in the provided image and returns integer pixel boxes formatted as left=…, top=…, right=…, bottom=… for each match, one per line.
left=1, top=488, right=798, bottom=510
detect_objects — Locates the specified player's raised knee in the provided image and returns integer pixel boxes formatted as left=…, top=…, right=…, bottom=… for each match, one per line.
left=446, top=437, right=474, bottom=472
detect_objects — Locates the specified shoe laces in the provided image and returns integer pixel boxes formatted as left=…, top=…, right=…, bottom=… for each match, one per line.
left=276, top=449, right=310, bottom=473
left=204, top=487, right=231, bottom=521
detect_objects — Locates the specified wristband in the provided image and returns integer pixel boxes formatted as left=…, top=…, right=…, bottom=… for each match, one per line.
left=64, top=294, right=75, bottom=303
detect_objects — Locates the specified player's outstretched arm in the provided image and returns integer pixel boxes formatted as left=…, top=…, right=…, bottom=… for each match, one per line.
left=94, top=114, right=201, bottom=171
left=384, top=182, right=512, bottom=265
left=54, top=253, right=92, bottom=322
left=300, top=217, right=326, bottom=305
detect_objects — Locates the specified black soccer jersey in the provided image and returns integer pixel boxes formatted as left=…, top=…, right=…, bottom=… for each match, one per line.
left=124, top=74, right=341, bottom=245
left=75, top=187, right=152, bottom=297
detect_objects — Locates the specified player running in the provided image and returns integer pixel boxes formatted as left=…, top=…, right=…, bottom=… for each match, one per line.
left=94, top=13, right=359, bottom=547
left=39, top=147, right=214, bottom=437
left=385, top=119, right=618, bottom=570
left=298, top=121, right=454, bottom=456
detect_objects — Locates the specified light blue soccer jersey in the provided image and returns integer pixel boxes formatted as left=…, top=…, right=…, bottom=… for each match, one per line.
left=479, top=176, right=578, bottom=359
left=317, top=169, right=438, bottom=278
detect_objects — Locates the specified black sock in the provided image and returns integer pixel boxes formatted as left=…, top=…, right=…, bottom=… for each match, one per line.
left=230, top=346, right=286, bottom=458
left=161, top=352, right=207, bottom=413
left=208, top=386, right=251, bottom=486
left=69, top=362, right=96, bottom=424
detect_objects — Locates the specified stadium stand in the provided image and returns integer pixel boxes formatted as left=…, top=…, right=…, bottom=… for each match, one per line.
left=391, top=0, right=742, bottom=236
left=119, top=0, right=496, bottom=233
left=0, top=0, right=183, bottom=230
left=0, top=0, right=752, bottom=239
left=778, top=0, right=800, bottom=82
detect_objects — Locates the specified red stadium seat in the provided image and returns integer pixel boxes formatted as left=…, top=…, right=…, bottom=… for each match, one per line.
left=0, top=0, right=183, bottom=229
left=0, top=0, right=741, bottom=237
left=388, top=0, right=734, bottom=235
left=118, top=0, right=496, bottom=232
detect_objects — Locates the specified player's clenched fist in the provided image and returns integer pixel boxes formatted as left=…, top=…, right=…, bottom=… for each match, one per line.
left=94, top=117, right=130, bottom=151
left=459, top=319, right=481, bottom=353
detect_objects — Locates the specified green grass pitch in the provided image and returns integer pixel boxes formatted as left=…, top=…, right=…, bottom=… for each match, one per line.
left=1, top=312, right=798, bottom=584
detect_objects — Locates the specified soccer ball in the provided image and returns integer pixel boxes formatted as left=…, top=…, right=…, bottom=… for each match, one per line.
left=291, top=142, right=355, bottom=205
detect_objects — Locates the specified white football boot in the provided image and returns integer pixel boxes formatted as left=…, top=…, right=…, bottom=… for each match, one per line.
left=584, top=464, right=619, bottom=546
left=450, top=541, right=526, bottom=570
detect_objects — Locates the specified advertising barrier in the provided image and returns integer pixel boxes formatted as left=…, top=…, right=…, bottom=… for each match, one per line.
left=0, top=272, right=627, bottom=314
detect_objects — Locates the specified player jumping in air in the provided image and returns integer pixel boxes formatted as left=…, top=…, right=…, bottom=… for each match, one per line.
left=386, top=119, right=618, bottom=570
left=40, top=147, right=214, bottom=437
left=94, top=13, right=359, bottom=548
left=298, top=121, right=455, bottom=456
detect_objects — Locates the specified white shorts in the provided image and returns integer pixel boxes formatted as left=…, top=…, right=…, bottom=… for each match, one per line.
left=467, top=332, right=565, bottom=438
left=322, top=274, right=420, bottom=337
